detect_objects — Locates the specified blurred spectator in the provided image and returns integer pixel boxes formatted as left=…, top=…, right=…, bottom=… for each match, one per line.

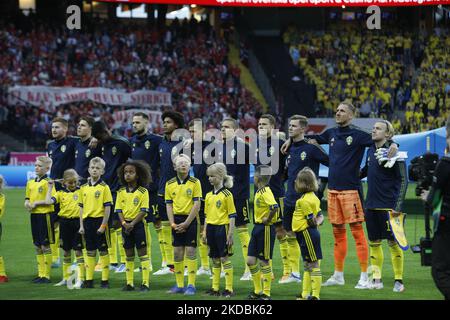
left=0, top=17, right=264, bottom=149
left=0, top=145, right=10, bottom=165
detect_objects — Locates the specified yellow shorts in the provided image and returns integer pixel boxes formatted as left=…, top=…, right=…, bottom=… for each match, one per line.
left=327, top=190, right=365, bottom=225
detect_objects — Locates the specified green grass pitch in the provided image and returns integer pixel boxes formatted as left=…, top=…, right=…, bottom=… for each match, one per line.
left=0, top=186, right=443, bottom=300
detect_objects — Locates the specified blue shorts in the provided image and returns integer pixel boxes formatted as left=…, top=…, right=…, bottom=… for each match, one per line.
left=234, top=198, right=250, bottom=227
left=283, top=205, right=295, bottom=232
left=273, top=197, right=284, bottom=227
left=365, top=209, right=395, bottom=241
left=108, top=192, right=120, bottom=226
left=198, top=200, right=206, bottom=226
left=145, top=191, right=159, bottom=223
left=295, top=227, right=322, bottom=262
left=172, top=215, right=197, bottom=247
left=30, top=213, right=55, bottom=247
left=248, top=224, right=275, bottom=261
left=122, top=220, right=148, bottom=250
left=206, top=224, right=231, bottom=258
left=59, top=217, right=83, bottom=251
left=156, top=195, right=168, bottom=222
left=83, top=217, right=109, bottom=252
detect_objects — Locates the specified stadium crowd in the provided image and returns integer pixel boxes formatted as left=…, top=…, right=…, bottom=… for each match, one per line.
left=284, top=24, right=450, bottom=134
left=0, top=17, right=263, bottom=148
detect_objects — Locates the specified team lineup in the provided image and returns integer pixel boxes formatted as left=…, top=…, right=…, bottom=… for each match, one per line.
left=0, top=101, right=409, bottom=300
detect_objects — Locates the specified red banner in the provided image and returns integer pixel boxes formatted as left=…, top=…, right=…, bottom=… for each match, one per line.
left=98, top=0, right=450, bottom=7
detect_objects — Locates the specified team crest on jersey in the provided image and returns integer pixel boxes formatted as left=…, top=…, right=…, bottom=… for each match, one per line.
left=346, top=136, right=353, bottom=146
left=95, top=191, right=101, bottom=199
left=85, top=149, right=91, bottom=158
left=73, top=194, right=78, bottom=201
left=38, top=186, right=44, bottom=193
left=61, top=145, right=66, bottom=153
left=112, top=146, right=117, bottom=155
left=301, top=151, right=307, bottom=161
left=330, top=137, right=335, bottom=147
left=75, top=150, right=78, bottom=158
left=231, top=149, right=236, bottom=158
left=216, top=200, right=222, bottom=208
left=145, top=140, right=151, bottom=149
left=133, top=197, right=139, bottom=206
left=186, top=189, right=193, bottom=196
left=159, top=148, right=163, bottom=156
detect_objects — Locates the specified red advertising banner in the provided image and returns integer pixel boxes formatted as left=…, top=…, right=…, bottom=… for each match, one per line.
left=10, top=152, right=46, bottom=166
left=98, top=0, right=450, bottom=7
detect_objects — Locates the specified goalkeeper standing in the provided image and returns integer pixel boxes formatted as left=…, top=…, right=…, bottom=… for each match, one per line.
left=360, top=120, right=408, bottom=292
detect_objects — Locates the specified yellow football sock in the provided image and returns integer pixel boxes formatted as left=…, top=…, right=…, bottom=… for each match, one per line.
left=162, top=222, right=174, bottom=265
left=109, top=229, right=118, bottom=264
left=116, top=229, right=126, bottom=264
left=100, top=254, right=110, bottom=281
left=302, top=271, right=311, bottom=298
left=82, top=249, right=88, bottom=264
left=51, top=227, right=60, bottom=263
left=199, top=240, right=210, bottom=269
left=212, top=260, right=221, bottom=291
left=146, top=224, right=152, bottom=261
left=389, top=242, right=404, bottom=280
left=77, top=257, right=85, bottom=281
left=140, top=255, right=150, bottom=286
left=223, top=260, right=234, bottom=292
left=126, top=257, right=134, bottom=286
left=63, top=256, right=72, bottom=280
left=187, top=255, right=197, bottom=287
left=44, top=252, right=52, bottom=279
left=237, top=227, right=250, bottom=273
left=174, top=261, right=184, bottom=288
left=155, top=226, right=166, bottom=264
left=287, top=236, right=300, bottom=274
left=261, top=265, right=272, bottom=296
left=36, top=254, right=45, bottom=278
left=311, top=268, right=322, bottom=299
left=86, top=255, right=96, bottom=281
left=369, top=241, right=384, bottom=279
left=279, top=236, right=290, bottom=275
left=249, top=264, right=262, bottom=294
left=0, top=256, right=6, bottom=276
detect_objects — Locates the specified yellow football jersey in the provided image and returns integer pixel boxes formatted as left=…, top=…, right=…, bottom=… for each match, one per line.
left=25, top=175, right=55, bottom=214
left=0, top=193, right=5, bottom=220
left=115, top=186, right=150, bottom=221
left=79, top=180, right=113, bottom=219
left=53, top=188, right=81, bottom=219
left=204, top=188, right=236, bottom=225
left=292, top=192, right=321, bottom=232
left=165, top=176, right=202, bottom=215
left=253, top=187, right=279, bottom=225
